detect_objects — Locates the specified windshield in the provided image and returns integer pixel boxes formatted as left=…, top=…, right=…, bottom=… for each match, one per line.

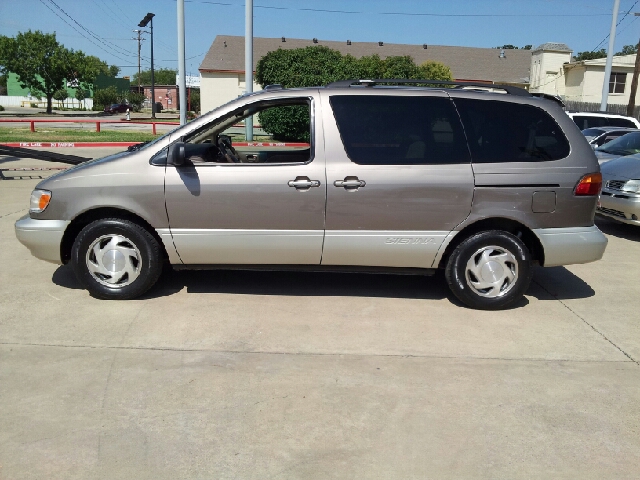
left=582, top=128, right=605, bottom=137
left=596, top=131, right=640, bottom=155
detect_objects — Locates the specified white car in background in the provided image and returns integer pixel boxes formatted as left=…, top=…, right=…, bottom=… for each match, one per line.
left=567, top=112, right=640, bottom=130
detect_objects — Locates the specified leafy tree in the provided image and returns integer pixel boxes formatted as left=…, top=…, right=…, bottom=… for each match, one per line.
left=92, top=85, right=121, bottom=110
left=497, top=44, right=519, bottom=49
left=132, top=68, right=177, bottom=86
left=523, top=45, right=533, bottom=50
left=574, top=49, right=607, bottom=61
left=381, top=55, right=420, bottom=78
left=418, top=61, right=453, bottom=81
left=126, top=91, right=146, bottom=112
left=108, top=65, right=120, bottom=77
left=53, top=88, right=68, bottom=108
left=0, top=31, right=78, bottom=113
left=189, top=88, right=200, bottom=113
left=616, top=44, right=638, bottom=56
left=75, top=86, right=86, bottom=108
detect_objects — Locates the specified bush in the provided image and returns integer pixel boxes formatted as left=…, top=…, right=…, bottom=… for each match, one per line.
left=258, top=105, right=310, bottom=142
left=0, top=105, right=4, bottom=111
left=30, top=102, right=38, bottom=108
left=93, top=85, right=121, bottom=111
left=126, top=91, right=145, bottom=112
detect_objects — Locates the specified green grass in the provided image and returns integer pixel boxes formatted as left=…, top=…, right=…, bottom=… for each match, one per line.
left=0, top=127, right=157, bottom=143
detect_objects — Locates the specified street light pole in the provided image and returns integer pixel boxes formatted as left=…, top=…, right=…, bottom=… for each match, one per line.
left=177, top=0, right=187, bottom=125
left=139, top=13, right=156, bottom=119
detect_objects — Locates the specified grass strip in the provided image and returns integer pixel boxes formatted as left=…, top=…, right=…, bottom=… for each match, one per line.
left=0, top=127, right=157, bottom=143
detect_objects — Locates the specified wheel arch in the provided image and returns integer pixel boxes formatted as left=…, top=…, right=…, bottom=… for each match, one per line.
left=60, top=207, right=168, bottom=265
left=437, top=217, right=545, bottom=269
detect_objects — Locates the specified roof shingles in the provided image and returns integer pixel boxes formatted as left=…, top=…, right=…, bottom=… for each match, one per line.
left=199, top=35, right=531, bottom=84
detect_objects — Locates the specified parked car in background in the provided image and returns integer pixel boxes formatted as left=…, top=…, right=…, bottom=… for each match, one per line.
left=582, top=127, right=638, bottom=148
left=595, top=131, right=640, bottom=163
left=597, top=154, right=640, bottom=226
left=567, top=111, right=640, bottom=130
left=103, top=103, right=129, bottom=114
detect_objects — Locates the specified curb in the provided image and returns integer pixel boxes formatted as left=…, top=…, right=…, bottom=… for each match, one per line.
left=1, top=142, right=139, bottom=148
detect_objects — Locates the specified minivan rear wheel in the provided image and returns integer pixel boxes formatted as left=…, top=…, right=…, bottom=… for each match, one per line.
left=71, top=218, right=163, bottom=300
left=445, top=231, right=533, bottom=310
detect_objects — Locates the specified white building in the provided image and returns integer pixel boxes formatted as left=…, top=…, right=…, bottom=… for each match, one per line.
left=529, top=42, right=638, bottom=106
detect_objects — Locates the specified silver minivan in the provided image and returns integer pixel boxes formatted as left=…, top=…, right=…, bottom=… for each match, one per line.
left=15, top=80, right=607, bottom=309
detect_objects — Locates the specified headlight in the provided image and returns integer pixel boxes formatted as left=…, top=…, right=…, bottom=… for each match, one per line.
left=621, top=179, right=640, bottom=194
left=29, top=189, right=52, bottom=213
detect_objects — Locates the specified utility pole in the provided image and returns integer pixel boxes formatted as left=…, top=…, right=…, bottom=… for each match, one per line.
left=132, top=29, right=145, bottom=92
left=177, top=0, right=187, bottom=125
left=245, top=0, right=253, bottom=141
left=601, top=0, right=621, bottom=111
left=139, top=13, right=156, bottom=118
left=627, top=13, right=640, bottom=117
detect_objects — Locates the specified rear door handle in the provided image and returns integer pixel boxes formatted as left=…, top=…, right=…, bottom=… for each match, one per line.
left=334, top=177, right=366, bottom=189
left=288, top=176, right=321, bottom=190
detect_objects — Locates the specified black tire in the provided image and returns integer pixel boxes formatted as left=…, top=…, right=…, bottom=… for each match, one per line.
left=444, top=230, right=533, bottom=310
left=71, top=218, right=163, bottom=300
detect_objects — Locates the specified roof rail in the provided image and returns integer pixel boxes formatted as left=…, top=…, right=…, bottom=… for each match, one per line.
left=325, top=79, right=531, bottom=97
left=264, top=84, right=283, bottom=90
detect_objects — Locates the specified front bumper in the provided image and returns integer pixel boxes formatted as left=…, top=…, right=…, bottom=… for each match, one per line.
left=15, top=215, right=70, bottom=264
left=596, top=190, right=640, bottom=226
left=533, top=225, right=607, bottom=267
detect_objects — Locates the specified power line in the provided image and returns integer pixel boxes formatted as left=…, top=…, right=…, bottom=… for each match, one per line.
left=45, top=0, right=138, bottom=59
left=38, top=0, right=130, bottom=62
left=180, top=0, right=612, bottom=17
left=592, top=0, right=640, bottom=51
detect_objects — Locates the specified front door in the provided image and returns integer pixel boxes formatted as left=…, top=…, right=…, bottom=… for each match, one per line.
left=164, top=96, right=326, bottom=265
left=321, top=92, right=474, bottom=268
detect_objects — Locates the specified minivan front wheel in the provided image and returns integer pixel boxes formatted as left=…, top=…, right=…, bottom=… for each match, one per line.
left=71, top=218, right=163, bottom=299
left=445, top=231, right=533, bottom=310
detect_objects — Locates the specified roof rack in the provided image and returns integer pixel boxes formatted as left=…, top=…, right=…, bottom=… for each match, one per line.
left=264, top=84, right=283, bottom=90
left=325, top=79, right=531, bottom=97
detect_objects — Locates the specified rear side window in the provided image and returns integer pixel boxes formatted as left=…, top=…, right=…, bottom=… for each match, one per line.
left=572, top=115, right=637, bottom=129
left=329, top=95, right=470, bottom=165
left=455, top=98, right=570, bottom=163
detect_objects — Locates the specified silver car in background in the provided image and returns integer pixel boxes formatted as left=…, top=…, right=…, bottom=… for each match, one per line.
left=15, top=79, right=607, bottom=310
left=597, top=155, right=640, bottom=226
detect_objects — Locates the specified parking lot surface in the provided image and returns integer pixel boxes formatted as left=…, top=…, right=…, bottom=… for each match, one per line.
left=1, top=151, right=639, bottom=479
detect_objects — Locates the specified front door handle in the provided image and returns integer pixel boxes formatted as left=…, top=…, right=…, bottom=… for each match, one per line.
left=334, top=177, right=366, bottom=190
left=288, top=176, right=321, bottom=190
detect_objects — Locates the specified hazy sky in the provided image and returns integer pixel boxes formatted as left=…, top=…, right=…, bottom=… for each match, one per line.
left=2, top=0, right=640, bottom=78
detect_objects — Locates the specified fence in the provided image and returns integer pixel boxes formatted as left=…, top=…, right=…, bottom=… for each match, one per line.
left=0, top=118, right=179, bottom=135
left=564, top=100, right=640, bottom=120
left=0, top=96, right=94, bottom=109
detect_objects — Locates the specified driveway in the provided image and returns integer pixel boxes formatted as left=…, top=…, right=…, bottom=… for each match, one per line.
left=1, top=152, right=639, bottom=479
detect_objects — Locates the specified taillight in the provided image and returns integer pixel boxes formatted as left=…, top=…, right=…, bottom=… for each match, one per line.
left=574, top=172, right=602, bottom=196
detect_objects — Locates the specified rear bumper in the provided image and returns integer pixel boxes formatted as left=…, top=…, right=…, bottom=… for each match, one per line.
left=14, top=215, right=69, bottom=264
left=533, top=225, right=607, bottom=267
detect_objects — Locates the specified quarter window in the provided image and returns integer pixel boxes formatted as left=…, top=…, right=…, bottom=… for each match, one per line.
left=454, top=98, right=570, bottom=163
left=329, top=95, right=470, bottom=165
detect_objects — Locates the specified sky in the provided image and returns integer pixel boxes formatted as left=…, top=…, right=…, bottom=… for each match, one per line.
left=2, top=0, right=640, bottom=79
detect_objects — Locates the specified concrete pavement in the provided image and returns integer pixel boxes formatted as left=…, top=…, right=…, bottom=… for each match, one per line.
left=1, top=153, right=639, bottom=479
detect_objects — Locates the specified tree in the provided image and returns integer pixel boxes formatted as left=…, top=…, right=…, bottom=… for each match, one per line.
left=0, top=31, right=79, bottom=114
left=189, top=88, right=200, bottom=113
left=75, top=86, right=86, bottom=108
left=497, top=44, right=519, bottom=49
left=126, top=91, right=146, bottom=112
left=523, top=45, right=533, bottom=50
left=132, top=68, right=177, bottom=86
left=616, top=44, right=638, bottom=56
left=574, top=49, right=607, bottom=62
left=53, top=88, right=68, bottom=108
left=92, top=85, right=121, bottom=110
left=418, top=61, right=453, bottom=81
left=108, top=65, right=120, bottom=77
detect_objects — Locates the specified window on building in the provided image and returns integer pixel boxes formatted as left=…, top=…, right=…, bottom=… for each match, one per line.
left=609, top=72, right=627, bottom=94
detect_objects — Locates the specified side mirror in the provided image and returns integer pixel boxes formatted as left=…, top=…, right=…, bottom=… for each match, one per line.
left=168, top=142, right=186, bottom=166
